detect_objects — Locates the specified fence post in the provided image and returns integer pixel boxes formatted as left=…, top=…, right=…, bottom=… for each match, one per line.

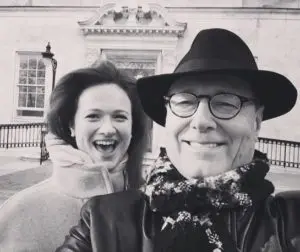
left=283, top=143, right=287, bottom=168
left=6, top=126, right=9, bottom=149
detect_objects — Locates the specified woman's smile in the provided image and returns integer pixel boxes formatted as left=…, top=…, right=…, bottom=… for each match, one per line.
left=93, top=139, right=119, bottom=155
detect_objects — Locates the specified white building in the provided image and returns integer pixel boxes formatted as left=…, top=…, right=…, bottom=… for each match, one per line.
left=1, top=0, right=300, bottom=156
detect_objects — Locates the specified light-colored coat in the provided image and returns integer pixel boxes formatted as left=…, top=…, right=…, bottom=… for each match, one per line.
left=0, top=135, right=127, bottom=252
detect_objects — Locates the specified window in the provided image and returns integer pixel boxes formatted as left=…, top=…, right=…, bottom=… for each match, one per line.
left=16, top=53, right=46, bottom=118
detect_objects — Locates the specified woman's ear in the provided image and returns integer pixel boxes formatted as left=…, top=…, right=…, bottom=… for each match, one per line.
left=70, top=128, right=75, bottom=137
left=69, top=126, right=75, bottom=138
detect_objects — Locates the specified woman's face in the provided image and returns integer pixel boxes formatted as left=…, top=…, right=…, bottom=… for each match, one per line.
left=164, top=75, right=263, bottom=179
left=71, top=83, right=132, bottom=171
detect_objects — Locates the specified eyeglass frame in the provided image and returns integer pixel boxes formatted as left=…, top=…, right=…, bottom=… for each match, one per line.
left=163, top=92, right=259, bottom=120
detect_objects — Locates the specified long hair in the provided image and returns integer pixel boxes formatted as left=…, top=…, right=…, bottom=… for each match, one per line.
left=47, top=60, right=149, bottom=188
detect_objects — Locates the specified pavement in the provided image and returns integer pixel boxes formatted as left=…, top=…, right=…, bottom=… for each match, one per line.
left=0, top=148, right=52, bottom=204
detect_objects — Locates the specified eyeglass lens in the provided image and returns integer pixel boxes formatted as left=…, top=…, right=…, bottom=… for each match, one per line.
left=169, top=93, right=242, bottom=119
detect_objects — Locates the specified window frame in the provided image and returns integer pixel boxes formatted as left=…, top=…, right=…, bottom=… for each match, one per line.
left=13, top=51, right=47, bottom=121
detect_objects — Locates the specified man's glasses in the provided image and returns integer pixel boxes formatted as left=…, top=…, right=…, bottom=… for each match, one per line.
left=163, top=93, right=257, bottom=120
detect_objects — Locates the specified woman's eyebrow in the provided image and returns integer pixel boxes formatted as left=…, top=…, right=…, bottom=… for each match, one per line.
left=114, top=110, right=130, bottom=115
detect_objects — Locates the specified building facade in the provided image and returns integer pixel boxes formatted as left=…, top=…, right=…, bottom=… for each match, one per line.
left=1, top=0, right=300, bottom=157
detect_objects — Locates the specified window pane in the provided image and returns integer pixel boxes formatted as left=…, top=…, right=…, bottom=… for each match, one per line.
left=37, top=78, right=45, bottom=85
left=38, top=59, right=45, bottom=70
left=19, top=86, right=28, bottom=92
left=17, top=110, right=43, bottom=117
left=37, top=70, right=45, bottom=78
left=28, top=70, right=36, bottom=78
left=37, top=87, right=45, bottom=94
left=19, top=70, right=27, bottom=78
left=18, top=93, right=26, bottom=107
left=19, top=77, right=27, bottom=84
left=28, top=77, right=36, bottom=85
left=19, top=57, right=28, bottom=69
left=27, top=93, right=36, bottom=107
left=29, top=58, right=37, bottom=69
left=36, top=94, right=44, bottom=108
left=28, top=86, right=36, bottom=93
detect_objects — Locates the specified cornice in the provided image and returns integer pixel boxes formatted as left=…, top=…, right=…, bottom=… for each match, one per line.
left=78, top=3, right=187, bottom=37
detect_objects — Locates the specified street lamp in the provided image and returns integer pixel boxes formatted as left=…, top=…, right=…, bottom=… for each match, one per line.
left=41, top=42, right=57, bottom=91
left=40, top=42, right=57, bottom=164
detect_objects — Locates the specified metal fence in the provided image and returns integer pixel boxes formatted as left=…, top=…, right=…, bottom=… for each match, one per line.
left=0, top=123, right=48, bottom=164
left=0, top=123, right=299, bottom=168
left=0, top=123, right=47, bottom=148
left=256, top=137, right=300, bottom=168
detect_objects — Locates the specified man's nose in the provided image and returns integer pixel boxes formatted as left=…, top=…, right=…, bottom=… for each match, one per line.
left=189, top=100, right=217, bottom=131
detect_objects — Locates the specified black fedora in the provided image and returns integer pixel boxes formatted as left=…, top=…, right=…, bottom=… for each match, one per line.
left=137, top=28, right=297, bottom=126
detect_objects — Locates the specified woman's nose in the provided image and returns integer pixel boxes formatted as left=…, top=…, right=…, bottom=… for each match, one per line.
left=189, top=100, right=217, bottom=131
left=98, top=117, right=116, bottom=135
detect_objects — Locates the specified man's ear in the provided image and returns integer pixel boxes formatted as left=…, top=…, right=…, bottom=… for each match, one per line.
left=254, top=106, right=264, bottom=133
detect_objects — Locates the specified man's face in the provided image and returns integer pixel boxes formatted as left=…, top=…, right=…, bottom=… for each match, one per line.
left=164, top=75, right=263, bottom=179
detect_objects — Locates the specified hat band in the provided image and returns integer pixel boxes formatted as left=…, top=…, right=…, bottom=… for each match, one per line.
left=174, top=58, right=258, bottom=73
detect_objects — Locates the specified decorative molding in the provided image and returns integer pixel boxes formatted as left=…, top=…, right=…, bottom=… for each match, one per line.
left=78, top=3, right=187, bottom=37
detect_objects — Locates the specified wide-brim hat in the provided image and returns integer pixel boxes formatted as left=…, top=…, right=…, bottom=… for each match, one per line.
left=137, top=28, right=298, bottom=126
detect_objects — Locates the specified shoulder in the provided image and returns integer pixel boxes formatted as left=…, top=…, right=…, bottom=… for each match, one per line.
left=273, top=190, right=300, bottom=212
left=0, top=179, right=51, bottom=210
left=273, top=190, right=300, bottom=221
left=271, top=191, right=300, bottom=250
left=82, top=189, right=146, bottom=217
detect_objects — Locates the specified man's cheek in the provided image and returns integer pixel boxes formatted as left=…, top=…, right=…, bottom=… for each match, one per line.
left=231, top=135, right=256, bottom=168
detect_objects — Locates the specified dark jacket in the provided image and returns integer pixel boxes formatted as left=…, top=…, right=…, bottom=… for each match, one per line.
left=56, top=190, right=300, bottom=252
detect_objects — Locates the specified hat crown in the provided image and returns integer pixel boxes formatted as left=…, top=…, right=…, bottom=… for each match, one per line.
left=175, top=28, right=258, bottom=73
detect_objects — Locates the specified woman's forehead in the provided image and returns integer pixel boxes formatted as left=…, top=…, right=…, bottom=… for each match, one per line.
left=168, top=74, right=255, bottom=97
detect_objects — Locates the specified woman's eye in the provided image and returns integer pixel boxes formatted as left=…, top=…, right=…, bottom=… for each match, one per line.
left=114, top=114, right=128, bottom=121
left=86, top=114, right=99, bottom=119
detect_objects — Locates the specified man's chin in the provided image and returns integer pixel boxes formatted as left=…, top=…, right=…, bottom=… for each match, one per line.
left=180, top=162, right=231, bottom=179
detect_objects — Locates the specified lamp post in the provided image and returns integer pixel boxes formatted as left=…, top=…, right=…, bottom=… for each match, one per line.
left=40, top=42, right=57, bottom=164
left=41, top=42, right=57, bottom=91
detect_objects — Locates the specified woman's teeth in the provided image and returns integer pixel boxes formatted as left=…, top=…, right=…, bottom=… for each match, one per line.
left=94, top=140, right=117, bottom=153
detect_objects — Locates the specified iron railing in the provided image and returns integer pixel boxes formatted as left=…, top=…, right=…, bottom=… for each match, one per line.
left=0, top=123, right=300, bottom=168
left=0, top=123, right=46, bottom=148
left=0, top=123, right=48, bottom=164
left=256, top=137, right=300, bottom=168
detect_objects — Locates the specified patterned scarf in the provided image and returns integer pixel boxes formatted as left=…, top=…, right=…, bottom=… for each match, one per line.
left=144, top=148, right=274, bottom=252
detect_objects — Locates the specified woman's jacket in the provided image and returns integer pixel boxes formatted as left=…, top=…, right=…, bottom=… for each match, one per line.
left=56, top=189, right=300, bottom=252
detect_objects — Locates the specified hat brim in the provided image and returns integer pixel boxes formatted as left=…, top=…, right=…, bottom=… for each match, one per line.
left=137, top=69, right=297, bottom=126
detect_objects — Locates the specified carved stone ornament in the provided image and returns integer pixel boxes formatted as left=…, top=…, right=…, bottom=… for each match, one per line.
left=78, top=3, right=187, bottom=37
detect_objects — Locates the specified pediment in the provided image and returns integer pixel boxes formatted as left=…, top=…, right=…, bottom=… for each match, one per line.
left=78, top=3, right=187, bottom=37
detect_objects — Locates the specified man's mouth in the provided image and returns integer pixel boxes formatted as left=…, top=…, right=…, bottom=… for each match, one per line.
left=183, top=141, right=225, bottom=151
left=93, top=139, right=118, bottom=153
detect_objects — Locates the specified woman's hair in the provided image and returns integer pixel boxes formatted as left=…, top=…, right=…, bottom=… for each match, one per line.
left=47, top=60, right=149, bottom=188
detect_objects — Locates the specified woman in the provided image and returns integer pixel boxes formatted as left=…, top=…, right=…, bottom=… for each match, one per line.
left=56, top=29, right=300, bottom=252
left=0, top=60, right=149, bottom=251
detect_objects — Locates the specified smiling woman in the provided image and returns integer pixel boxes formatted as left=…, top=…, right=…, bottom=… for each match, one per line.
left=0, top=60, right=149, bottom=251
